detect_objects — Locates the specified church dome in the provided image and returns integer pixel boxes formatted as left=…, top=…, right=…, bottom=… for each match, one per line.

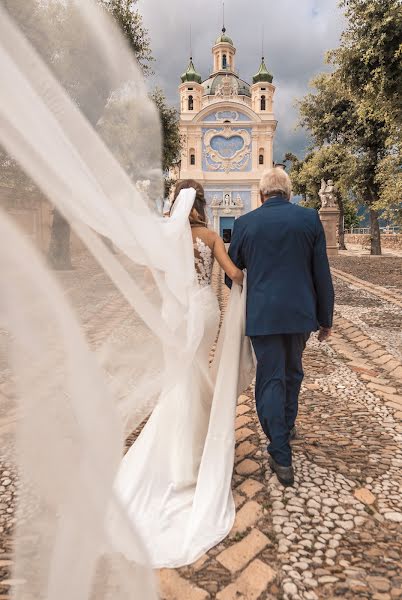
left=202, top=73, right=251, bottom=97
left=180, top=58, right=202, bottom=84
left=215, top=27, right=234, bottom=45
left=252, top=57, right=273, bottom=84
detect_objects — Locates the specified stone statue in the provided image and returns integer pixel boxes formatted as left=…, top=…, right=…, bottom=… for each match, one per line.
left=223, top=193, right=231, bottom=206
left=319, top=179, right=338, bottom=209
left=211, top=194, right=220, bottom=207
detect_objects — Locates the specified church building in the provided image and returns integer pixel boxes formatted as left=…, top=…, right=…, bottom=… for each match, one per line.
left=177, top=27, right=277, bottom=241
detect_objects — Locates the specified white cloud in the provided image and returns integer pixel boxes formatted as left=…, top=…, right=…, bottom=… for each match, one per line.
left=138, top=0, right=345, bottom=160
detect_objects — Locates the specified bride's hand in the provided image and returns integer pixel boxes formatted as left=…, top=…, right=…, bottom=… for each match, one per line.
left=232, top=268, right=244, bottom=286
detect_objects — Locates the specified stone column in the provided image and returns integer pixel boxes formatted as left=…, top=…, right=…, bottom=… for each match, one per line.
left=319, top=206, right=340, bottom=256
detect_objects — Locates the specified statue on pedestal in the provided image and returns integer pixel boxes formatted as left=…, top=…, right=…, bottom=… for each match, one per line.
left=319, top=179, right=338, bottom=209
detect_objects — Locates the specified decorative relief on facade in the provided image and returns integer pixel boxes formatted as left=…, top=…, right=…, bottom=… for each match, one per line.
left=215, top=75, right=238, bottom=97
left=202, top=126, right=252, bottom=173
left=204, top=189, right=252, bottom=221
left=203, top=110, right=250, bottom=122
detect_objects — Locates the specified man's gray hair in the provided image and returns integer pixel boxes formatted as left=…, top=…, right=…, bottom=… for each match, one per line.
left=259, top=167, right=292, bottom=200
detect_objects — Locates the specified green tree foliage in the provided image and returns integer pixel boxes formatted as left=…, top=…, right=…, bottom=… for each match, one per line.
left=285, top=147, right=359, bottom=248
left=150, top=89, right=181, bottom=174
left=297, top=0, right=402, bottom=255
left=99, top=0, right=153, bottom=75
left=2, top=0, right=157, bottom=268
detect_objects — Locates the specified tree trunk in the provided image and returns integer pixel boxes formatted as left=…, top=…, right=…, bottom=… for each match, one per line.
left=337, top=197, right=347, bottom=250
left=369, top=208, right=382, bottom=255
left=47, top=209, right=73, bottom=269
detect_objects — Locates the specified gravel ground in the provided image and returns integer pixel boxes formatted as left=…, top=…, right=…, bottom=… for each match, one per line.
left=330, top=256, right=402, bottom=291
left=1, top=254, right=402, bottom=600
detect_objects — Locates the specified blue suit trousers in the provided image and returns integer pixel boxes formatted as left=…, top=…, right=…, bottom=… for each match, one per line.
left=251, top=333, right=310, bottom=467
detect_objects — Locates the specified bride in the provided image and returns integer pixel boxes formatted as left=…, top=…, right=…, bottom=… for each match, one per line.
left=113, top=179, right=249, bottom=568
left=0, top=0, right=254, bottom=596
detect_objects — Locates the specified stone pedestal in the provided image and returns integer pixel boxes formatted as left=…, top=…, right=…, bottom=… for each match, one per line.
left=319, top=207, right=340, bottom=256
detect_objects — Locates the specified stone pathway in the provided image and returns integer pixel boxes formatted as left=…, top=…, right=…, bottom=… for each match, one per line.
left=1, top=254, right=402, bottom=599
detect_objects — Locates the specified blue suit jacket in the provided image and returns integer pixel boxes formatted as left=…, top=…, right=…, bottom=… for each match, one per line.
left=225, top=196, right=334, bottom=336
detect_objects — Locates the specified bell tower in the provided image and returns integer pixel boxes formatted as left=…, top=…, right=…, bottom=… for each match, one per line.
left=179, top=57, right=203, bottom=116
left=251, top=57, right=275, bottom=116
left=212, top=27, right=236, bottom=74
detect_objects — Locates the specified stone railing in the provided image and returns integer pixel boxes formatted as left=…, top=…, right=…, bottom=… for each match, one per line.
left=345, top=233, right=402, bottom=251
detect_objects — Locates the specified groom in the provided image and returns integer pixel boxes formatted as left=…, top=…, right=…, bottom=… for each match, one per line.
left=226, top=167, right=334, bottom=486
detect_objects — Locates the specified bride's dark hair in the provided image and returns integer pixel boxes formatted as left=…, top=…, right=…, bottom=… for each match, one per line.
left=172, top=179, right=208, bottom=227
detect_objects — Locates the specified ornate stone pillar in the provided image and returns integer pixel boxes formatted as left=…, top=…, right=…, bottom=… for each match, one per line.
left=319, top=206, right=340, bottom=256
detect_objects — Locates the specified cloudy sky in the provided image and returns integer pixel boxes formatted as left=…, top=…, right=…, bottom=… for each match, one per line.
left=138, top=0, right=345, bottom=162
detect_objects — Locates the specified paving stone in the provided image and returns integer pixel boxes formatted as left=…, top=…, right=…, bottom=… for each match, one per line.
left=230, top=501, right=263, bottom=536
left=159, top=570, right=209, bottom=600
left=391, top=366, right=402, bottom=379
left=216, top=529, right=270, bottom=573
left=235, top=404, right=250, bottom=417
left=216, top=559, right=276, bottom=599
left=237, top=478, right=264, bottom=498
left=354, top=488, right=376, bottom=505
left=235, top=415, right=252, bottom=429
left=235, top=427, right=254, bottom=442
left=367, top=383, right=397, bottom=395
left=235, top=440, right=257, bottom=462
left=235, top=459, right=260, bottom=476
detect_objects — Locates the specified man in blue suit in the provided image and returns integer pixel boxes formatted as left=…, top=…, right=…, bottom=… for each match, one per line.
left=226, top=167, right=334, bottom=486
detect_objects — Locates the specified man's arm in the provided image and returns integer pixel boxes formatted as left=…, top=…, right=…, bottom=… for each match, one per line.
left=225, top=218, right=245, bottom=289
left=312, top=211, right=335, bottom=333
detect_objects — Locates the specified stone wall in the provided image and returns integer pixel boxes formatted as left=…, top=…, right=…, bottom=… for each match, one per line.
left=0, top=184, right=85, bottom=257
left=345, top=233, right=402, bottom=251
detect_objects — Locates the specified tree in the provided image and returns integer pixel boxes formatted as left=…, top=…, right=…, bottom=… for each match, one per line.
left=99, top=0, right=153, bottom=76
left=150, top=89, right=182, bottom=193
left=298, top=71, right=388, bottom=255
left=4, top=0, right=154, bottom=269
left=285, top=147, right=359, bottom=249
left=297, top=0, right=402, bottom=255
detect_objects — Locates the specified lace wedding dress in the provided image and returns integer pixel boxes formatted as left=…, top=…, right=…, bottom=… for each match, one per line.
left=113, top=235, right=253, bottom=568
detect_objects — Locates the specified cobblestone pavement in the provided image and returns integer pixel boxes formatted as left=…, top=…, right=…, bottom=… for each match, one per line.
left=1, top=253, right=402, bottom=599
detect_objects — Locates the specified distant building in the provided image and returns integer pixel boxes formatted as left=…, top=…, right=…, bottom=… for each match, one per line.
left=176, top=27, right=277, bottom=240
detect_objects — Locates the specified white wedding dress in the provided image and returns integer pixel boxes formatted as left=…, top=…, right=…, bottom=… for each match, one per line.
left=114, top=236, right=254, bottom=568
left=0, top=1, right=254, bottom=596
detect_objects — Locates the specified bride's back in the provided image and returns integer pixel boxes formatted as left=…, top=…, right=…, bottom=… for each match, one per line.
left=191, top=226, right=216, bottom=288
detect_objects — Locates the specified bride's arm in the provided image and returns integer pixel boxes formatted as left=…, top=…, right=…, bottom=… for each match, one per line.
left=213, top=234, right=244, bottom=285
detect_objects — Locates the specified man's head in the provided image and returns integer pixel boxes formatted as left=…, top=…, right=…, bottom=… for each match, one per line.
left=259, top=167, right=292, bottom=203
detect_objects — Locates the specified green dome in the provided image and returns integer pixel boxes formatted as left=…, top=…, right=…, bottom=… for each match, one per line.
left=252, top=58, right=273, bottom=84
left=180, top=58, right=202, bottom=84
left=215, top=27, right=233, bottom=45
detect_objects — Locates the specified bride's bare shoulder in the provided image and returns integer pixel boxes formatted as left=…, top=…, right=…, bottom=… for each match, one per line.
left=192, top=227, right=219, bottom=249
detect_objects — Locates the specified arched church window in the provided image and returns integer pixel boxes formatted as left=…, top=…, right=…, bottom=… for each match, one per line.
left=260, top=95, right=266, bottom=111
left=222, top=54, right=227, bottom=69
left=190, top=149, right=196, bottom=166
left=188, top=95, right=194, bottom=111
left=259, top=154, right=264, bottom=165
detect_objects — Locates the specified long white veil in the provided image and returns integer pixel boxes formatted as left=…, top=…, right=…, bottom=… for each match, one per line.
left=0, top=0, right=200, bottom=597
left=0, top=0, right=254, bottom=594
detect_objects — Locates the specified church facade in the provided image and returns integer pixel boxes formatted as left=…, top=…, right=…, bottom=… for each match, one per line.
left=177, top=28, right=277, bottom=240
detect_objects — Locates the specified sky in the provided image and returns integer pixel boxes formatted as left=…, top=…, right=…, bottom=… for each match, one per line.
left=138, top=0, right=345, bottom=163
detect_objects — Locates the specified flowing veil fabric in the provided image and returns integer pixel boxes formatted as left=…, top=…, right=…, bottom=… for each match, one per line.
left=0, top=0, right=254, bottom=595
